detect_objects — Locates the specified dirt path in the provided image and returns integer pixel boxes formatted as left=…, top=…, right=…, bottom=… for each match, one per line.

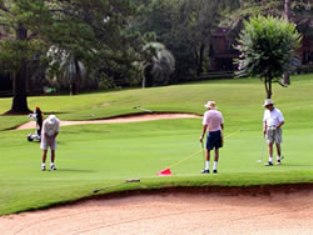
left=1, top=191, right=313, bottom=235
left=16, top=113, right=200, bottom=130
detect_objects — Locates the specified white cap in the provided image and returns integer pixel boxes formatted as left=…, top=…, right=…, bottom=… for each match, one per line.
left=47, top=115, right=57, bottom=125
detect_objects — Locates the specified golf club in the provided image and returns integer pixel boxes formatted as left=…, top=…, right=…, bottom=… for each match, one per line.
left=125, top=178, right=141, bottom=183
left=257, top=138, right=266, bottom=163
left=201, top=142, right=206, bottom=167
left=93, top=178, right=141, bottom=194
left=133, top=106, right=153, bottom=113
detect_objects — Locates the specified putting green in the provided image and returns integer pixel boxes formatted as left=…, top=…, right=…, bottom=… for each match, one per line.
left=1, top=74, right=313, bottom=215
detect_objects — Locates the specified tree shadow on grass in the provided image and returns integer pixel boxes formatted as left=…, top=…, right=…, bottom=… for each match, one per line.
left=1, top=111, right=70, bottom=116
left=56, top=168, right=95, bottom=173
left=282, top=163, right=313, bottom=168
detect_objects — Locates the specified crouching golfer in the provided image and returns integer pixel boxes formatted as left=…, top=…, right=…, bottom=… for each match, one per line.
left=200, top=101, right=224, bottom=174
left=40, top=115, right=60, bottom=171
left=263, top=99, right=285, bottom=166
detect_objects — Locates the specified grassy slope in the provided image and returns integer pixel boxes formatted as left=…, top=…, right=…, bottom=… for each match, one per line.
left=1, top=74, right=313, bottom=215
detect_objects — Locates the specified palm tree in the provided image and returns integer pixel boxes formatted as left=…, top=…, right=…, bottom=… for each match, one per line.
left=142, top=42, right=175, bottom=87
left=47, top=46, right=85, bottom=95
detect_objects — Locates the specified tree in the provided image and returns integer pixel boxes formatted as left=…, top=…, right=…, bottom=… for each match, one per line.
left=44, top=0, right=140, bottom=91
left=227, top=0, right=313, bottom=86
left=142, top=42, right=175, bottom=87
left=235, top=15, right=302, bottom=98
left=0, top=0, right=49, bottom=113
left=0, top=0, right=139, bottom=114
left=135, top=0, right=240, bottom=81
left=47, top=46, right=86, bottom=95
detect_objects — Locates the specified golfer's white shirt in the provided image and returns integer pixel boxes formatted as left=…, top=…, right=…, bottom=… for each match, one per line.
left=202, top=109, right=224, bottom=132
left=263, top=108, right=284, bottom=127
left=42, top=119, right=60, bottom=137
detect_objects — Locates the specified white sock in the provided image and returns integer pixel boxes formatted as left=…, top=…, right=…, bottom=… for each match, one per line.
left=41, top=163, right=45, bottom=166
left=213, top=161, right=218, bottom=170
left=277, top=156, right=281, bottom=161
left=269, top=156, right=273, bottom=162
left=205, top=161, right=210, bottom=170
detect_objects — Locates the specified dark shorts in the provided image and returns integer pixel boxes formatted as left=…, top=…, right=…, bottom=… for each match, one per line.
left=206, top=130, right=222, bottom=150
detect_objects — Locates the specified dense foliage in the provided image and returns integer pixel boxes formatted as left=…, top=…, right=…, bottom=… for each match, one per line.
left=0, top=0, right=141, bottom=112
left=135, top=0, right=239, bottom=81
left=0, top=0, right=312, bottom=112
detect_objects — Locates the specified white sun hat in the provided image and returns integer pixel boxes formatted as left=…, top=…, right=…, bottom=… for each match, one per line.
left=204, top=101, right=216, bottom=109
left=263, top=99, right=274, bottom=107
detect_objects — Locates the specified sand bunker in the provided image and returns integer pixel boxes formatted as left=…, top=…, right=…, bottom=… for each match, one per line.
left=1, top=191, right=313, bottom=234
left=16, top=113, right=200, bottom=130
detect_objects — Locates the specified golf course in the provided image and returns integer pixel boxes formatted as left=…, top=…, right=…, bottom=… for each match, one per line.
left=1, top=74, right=313, bottom=217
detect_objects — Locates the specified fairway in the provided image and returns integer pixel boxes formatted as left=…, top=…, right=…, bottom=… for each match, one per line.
left=1, top=74, right=313, bottom=216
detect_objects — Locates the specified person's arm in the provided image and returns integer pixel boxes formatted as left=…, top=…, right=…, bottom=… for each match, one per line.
left=200, top=125, right=207, bottom=143
left=54, top=123, right=60, bottom=138
left=42, top=123, right=48, bottom=138
left=221, top=123, right=224, bottom=146
left=277, top=110, right=285, bottom=129
left=277, top=120, right=284, bottom=129
left=263, top=121, right=268, bottom=136
left=263, top=111, right=267, bottom=136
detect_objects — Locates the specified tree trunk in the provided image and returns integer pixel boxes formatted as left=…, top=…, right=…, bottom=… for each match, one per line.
left=196, top=43, right=205, bottom=77
left=73, top=58, right=82, bottom=95
left=283, top=0, right=291, bottom=85
left=284, top=0, right=291, bottom=21
left=264, top=78, right=272, bottom=99
left=8, top=24, right=31, bottom=114
left=10, top=62, right=31, bottom=113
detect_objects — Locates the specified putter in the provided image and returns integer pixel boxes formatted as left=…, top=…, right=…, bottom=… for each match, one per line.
left=125, top=178, right=141, bottom=183
left=201, top=142, right=206, bottom=168
left=133, top=106, right=153, bottom=113
left=257, top=138, right=266, bottom=163
left=93, top=179, right=141, bottom=194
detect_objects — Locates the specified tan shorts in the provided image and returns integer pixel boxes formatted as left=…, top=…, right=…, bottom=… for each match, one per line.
left=266, top=128, right=282, bottom=144
left=40, top=136, right=57, bottom=150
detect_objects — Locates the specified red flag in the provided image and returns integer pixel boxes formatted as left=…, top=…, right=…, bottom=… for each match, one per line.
left=157, top=168, right=172, bottom=176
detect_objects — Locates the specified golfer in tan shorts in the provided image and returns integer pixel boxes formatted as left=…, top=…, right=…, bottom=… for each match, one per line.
left=263, top=99, right=285, bottom=166
left=40, top=115, right=60, bottom=171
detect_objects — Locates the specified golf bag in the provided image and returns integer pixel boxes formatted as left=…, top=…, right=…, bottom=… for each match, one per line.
left=27, top=133, right=41, bottom=142
left=26, top=113, right=41, bottom=142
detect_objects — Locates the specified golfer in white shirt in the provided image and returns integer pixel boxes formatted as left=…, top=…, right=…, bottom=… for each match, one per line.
left=40, top=115, right=60, bottom=171
left=263, top=99, right=285, bottom=166
left=200, top=101, right=224, bottom=174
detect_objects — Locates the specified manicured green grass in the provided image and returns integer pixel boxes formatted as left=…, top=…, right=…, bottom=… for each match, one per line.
left=1, top=74, right=313, bottom=215
left=1, top=74, right=312, bottom=131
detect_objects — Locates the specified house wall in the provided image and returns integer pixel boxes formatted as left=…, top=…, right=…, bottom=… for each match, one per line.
left=210, top=27, right=313, bottom=71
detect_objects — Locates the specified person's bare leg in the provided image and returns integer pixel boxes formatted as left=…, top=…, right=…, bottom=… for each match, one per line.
left=213, top=149, right=219, bottom=173
left=41, top=150, right=47, bottom=171
left=214, top=149, right=219, bottom=162
left=206, top=149, right=211, bottom=161
left=268, top=143, right=273, bottom=162
left=51, top=150, right=55, bottom=163
left=50, top=150, right=56, bottom=170
left=275, top=143, right=281, bottom=158
left=42, top=150, right=47, bottom=163
left=275, top=143, right=282, bottom=164
left=202, top=149, right=211, bottom=173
